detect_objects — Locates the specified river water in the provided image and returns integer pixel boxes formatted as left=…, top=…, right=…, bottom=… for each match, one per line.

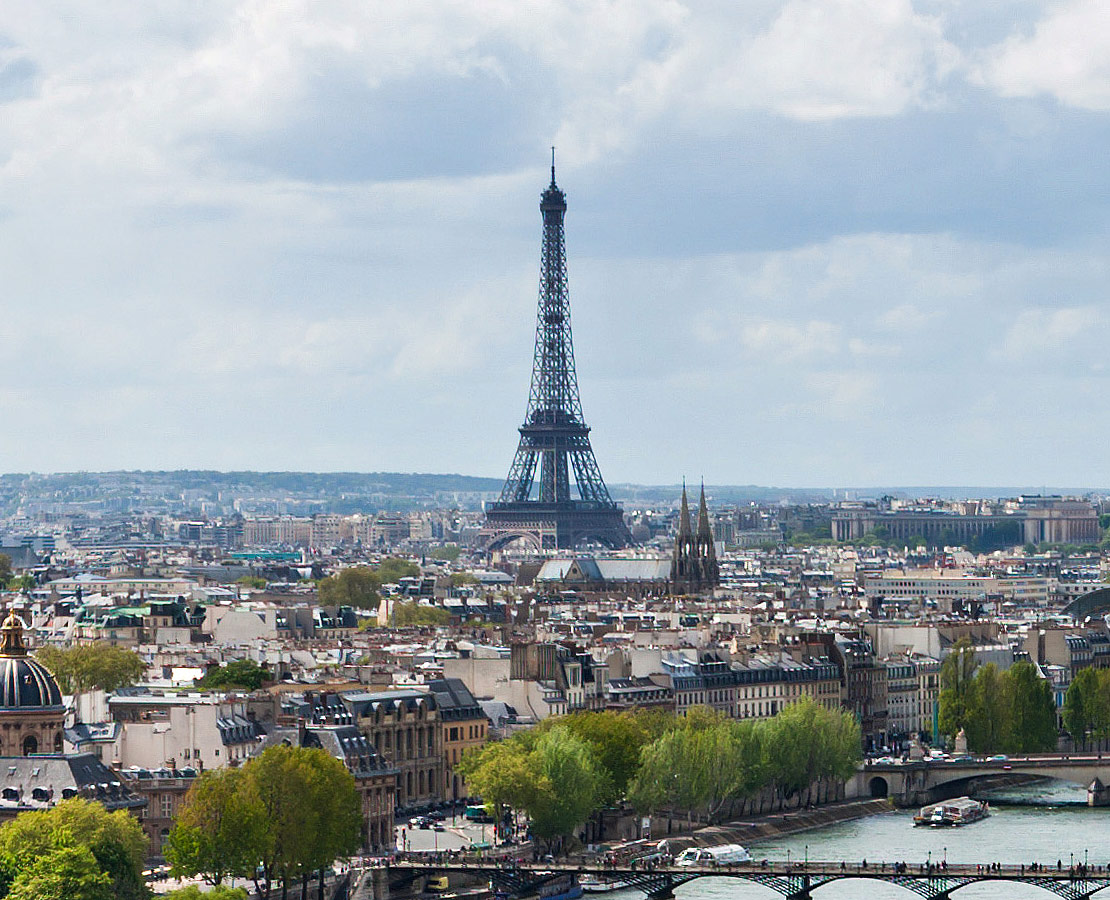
left=661, top=781, right=1110, bottom=900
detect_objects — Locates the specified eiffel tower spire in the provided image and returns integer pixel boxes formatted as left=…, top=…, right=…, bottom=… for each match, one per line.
left=481, top=161, right=632, bottom=552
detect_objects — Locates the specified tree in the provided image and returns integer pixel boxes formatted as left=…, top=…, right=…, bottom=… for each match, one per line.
left=5, top=846, right=113, bottom=900
left=6, top=575, right=34, bottom=593
left=762, top=698, right=858, bottom=809
left=527, top=726, right=607, bottom=845
left=629, top=709, right=767, bottom=821
left=162, top=887, right=248, bottom=900
left=460, top=725, right=606, bottom=850
left=391, top=602, right=450, bottom=627
left=0, top=798, right=147, bottom=900
left=245, top=745, right=362, bottom=899
left=1064, top=667, right=1099, bottom=749
left=166, top=767, right=266, bottom=886
left=1003, top=661, right=1057, bottom=753
left=34, top=643, right=146, bottom=695
left=964, top=663, right=1008, bottom=755
left=938, top=639, right=978, bottom=740
left=0, top=554, right=11, bottom=584
left=429, top=546, right=462, bottom=562
left=375, top=557, right=420, bottom=585
left=317, top=567, right=382, bottom=610
left=196, top=659, right=270, bottom=692
left=235, top=575, right=267, bottom=590
left=541, top=710, right=652, bottom=803
left=458, top=734, right=545, bottom=823
left=449, top=573, right=480, bottom=588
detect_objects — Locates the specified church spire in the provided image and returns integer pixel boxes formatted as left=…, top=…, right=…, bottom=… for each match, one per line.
left=671, top=480, right=696, bottom=587
left=695, top=482, right=719, bottom=588
left=677, top=480, right=692, bottom=539
left=696, top=480, right=712, bottom=541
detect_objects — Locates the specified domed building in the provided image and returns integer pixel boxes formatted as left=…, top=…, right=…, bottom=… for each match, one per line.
left=0, top=609, right=64, bottom=756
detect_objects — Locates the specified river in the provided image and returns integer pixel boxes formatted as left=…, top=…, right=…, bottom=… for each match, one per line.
left=660, top=781, right=1110, bottom=900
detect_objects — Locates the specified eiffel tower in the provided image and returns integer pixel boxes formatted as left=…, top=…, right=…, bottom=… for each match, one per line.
left=481, top=157, right=632, bottom=552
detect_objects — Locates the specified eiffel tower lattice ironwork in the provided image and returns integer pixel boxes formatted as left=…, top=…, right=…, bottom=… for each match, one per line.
left=481, top=157, right=632, bottom=552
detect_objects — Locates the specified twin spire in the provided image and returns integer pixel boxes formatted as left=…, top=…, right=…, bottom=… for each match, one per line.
left=671, top=480, right=720, bottom=592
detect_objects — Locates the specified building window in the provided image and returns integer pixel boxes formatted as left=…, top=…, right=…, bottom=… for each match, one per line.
left=161, top=794, right=174, bottom=818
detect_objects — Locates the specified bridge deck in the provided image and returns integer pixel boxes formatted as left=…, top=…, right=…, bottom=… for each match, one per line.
left=386, top=858, right=1108, bottom=881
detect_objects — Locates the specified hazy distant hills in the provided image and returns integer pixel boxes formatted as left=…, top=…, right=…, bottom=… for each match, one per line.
left=0, top=471, right=1100, bottom=509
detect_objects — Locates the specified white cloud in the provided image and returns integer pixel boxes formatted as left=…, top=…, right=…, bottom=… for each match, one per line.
left=976, top=0, right=1110, bottom=109
left=701, top=0, right=961, bottom=121
left=995, top=305, right=1102, bottom=358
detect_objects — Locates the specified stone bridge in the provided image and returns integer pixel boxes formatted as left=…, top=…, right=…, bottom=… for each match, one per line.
left=855, top=755, right=1110, bottom=807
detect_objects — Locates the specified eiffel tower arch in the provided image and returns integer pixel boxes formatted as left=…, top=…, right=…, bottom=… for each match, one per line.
left=481, top=158, right=632, bottom=553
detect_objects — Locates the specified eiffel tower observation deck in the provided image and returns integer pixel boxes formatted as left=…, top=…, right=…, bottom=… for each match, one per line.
left=481, top=157, right=632, bottom=553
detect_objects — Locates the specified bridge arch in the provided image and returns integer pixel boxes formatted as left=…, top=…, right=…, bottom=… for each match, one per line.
left=868, top=776, right=889, bottom=798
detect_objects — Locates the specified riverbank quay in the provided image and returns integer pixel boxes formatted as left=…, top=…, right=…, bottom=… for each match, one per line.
left=657, top=798, right=894, bottom=854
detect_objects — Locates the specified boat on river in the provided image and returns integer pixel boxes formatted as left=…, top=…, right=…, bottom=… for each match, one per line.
left=579, top=875, right=631, bottom=893
left=913, top=796, right=989, bottom=827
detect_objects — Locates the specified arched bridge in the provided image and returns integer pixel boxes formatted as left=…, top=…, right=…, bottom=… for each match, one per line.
left=374, top=860, right=1110, bottom=900
left=859, top=755, right=1110, bottom=807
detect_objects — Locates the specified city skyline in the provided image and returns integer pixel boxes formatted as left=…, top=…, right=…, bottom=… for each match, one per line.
left=2, top=3, right=1110, bottom=486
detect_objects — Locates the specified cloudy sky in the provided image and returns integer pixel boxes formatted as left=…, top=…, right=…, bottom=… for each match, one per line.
left=2, top=1, right=1110, bottom=488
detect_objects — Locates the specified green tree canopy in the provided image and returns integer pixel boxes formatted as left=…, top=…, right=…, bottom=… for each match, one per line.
left=960, top=660, right=1059, bottom=755
left=537, top=710, right=653, bottom=803
left=1003, top=661, right=1057, bottom=753
left=169, top=745, right=361, bottom=900
left=429, top=546, right=462, bottom=562
left=376, top=557, right=420, bottom=584
left=244, top=745, right=362, bottom=899
left=166, top=767, right=266, bottom=886
left=391, top=602, right=450, bottom=627
left=5, top=846, right=112, bottom=900
left=34, top=643, right=146, bottom=695
left=459, top=725, right=606, bottom=847
left=0, top=798, right=147, bottom=900
left=196, top=659, right=270, bottom=692
left=964, top=663, right=1008, bottom=755
left=317, top=559, right=419, bottom=611
left=938, top=638, right=978, bottom=740
left=235, top=575, right=267, bottom=590
left=1064, top=667, right=1110, bottom=749
left=317, top=567, right=382, bottom=610
left=161, top=887, right=248, bottom=900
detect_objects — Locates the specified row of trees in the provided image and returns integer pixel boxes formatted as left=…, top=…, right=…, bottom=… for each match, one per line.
left=459, top=698, right=861, bottom=849
left=167, top=745, right=361, bottom=900
left=938, top=640, right=1057, bottom=754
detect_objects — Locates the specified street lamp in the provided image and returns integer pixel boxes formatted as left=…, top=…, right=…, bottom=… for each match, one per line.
left=805, top=845, right=809, bottom=868
left=943, top=847, right=947, bottom=866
